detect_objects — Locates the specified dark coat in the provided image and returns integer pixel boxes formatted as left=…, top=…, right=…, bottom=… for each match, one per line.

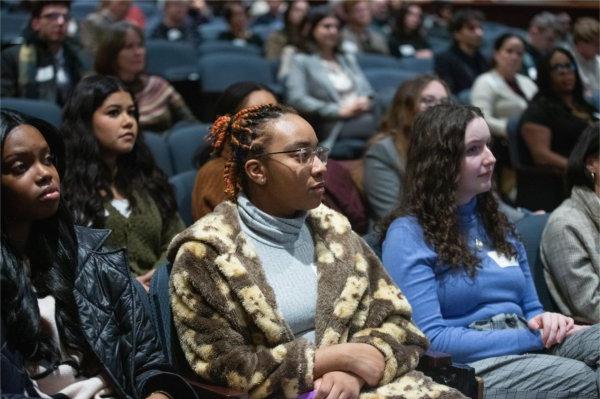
left=1, top=227, right=197, bottom=399
left=0, top=30, right=84, bottom=105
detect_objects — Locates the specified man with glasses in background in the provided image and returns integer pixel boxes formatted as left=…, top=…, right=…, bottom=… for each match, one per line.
left=1, top=1, right=84, bottom=106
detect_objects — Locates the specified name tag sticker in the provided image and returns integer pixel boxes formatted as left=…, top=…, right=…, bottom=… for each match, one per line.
left=35, top=65, right=54, bottom=82
left=487, top=251, right=518, bottom=268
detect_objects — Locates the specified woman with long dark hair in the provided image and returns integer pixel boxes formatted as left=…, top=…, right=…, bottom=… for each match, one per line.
left=0, top=109, right=196, bottom=398
left=285, top=7, right=377, bottom=156
left=61, top=75, right=184, bottom=289
left=94, top=21, right=196, bottom=132
left=381, top=103, right=598, bottom=398
left=519, top=47, right=598, bottom=211
left=169, top=104, right=464, bottom=398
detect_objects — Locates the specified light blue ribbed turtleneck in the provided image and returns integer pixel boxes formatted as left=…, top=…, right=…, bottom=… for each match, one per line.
left=237, top=194, right=317, bottom=342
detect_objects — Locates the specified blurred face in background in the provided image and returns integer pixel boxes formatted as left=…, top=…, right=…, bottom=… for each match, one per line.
left=494, top=36, right=525, bottom=78
left=549, top=50, right=576, bottom=95
left=287, top=0, right=309, bottom=27
left=313, top=16, right=340, bottom=51
left=242, top=90, right=278, bottom=109
left=116, top=28, right=146, bottom=80
left=417, top=80, right=448, bottom=113
left=105, top=0, right=132, bottom=21
left=164, top=0, right=190, bottom=26
left=348, top=1, right=371, bottom=29
left=404, top=5, right=422, bottom=32
left=228, top=3, right=248, bottom=34
left=454, top=19, right=483, bottom=50
left=31, top=4, right=70, bottom=44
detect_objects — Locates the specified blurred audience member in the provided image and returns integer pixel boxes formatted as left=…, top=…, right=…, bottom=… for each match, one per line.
left=340, top=0, right=389, bottom=55
left=1, top=1, right=84, bottom=106
left=388, top=3, right=432, bottom=59
left=61, top=75, right=185, bottom=288
left=554, top=12, right=572, bottom=48
left=471, top=33, right=537, bottom=201
left=541, top=124, right=599, bottom=324
left=571, top=18, right=600, bottom=99
left=522, top=12, right=557, bottom=81
left=519, top=47, right=597, bottom=211
left=471, top=33, right=537, bottom=139
left=364, top=75, right=448, bottom=222
left=80, top=0, right=132, bottom=54
left=95, top=22, right=196, bottom=132
left=369, top=0, right=391, bottom=34
left=286, top=8, right=377, bottom=154
left=434, top=9, right=487, bottom=95
left=253, top=0, right=284, bottom=26
left=265, top=0, right=309, bottom=81
left=217, top=2, right=263, bottom=48
left=423, top=0, right=453, bottom=41
left=148, top=0, right=202, bottom=48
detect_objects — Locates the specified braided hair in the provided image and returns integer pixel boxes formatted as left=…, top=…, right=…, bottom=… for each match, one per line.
left=208, top=104, right=297, bottom=200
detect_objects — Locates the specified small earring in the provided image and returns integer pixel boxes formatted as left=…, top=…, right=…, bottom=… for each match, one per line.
left=591, top=172, right=596, bottom=181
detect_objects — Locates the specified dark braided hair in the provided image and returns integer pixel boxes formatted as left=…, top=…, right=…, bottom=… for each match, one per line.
left=208, top=104, right=297, bottom=200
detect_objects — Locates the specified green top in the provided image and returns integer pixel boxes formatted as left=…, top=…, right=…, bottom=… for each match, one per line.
left=104, top=191, right=185, bottom=275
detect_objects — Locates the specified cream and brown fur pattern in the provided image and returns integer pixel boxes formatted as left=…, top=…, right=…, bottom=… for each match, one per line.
left=169, top=202, right=465, bottom=398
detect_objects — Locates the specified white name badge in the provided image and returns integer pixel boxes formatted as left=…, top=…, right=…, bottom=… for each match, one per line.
left=35, top=65, right=54, bottom=82
left=487, top=251, right=518, bottom=268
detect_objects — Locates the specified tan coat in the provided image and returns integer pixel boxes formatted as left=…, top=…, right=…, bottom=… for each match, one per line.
left=169, top=201, right=464, bottom=398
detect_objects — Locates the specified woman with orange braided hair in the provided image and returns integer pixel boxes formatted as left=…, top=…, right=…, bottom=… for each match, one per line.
left=168, top=104, right=464, bottom=399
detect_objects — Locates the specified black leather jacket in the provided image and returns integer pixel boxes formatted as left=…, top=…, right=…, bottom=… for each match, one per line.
left=1, top=227, right=196, bottom=399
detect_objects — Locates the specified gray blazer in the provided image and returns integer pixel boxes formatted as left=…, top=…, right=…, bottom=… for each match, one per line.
left=541, top=186, right=600, bottom=324
left=363, top=136, right=405, bottom=221
left=285, top=52, right=374, bottom=120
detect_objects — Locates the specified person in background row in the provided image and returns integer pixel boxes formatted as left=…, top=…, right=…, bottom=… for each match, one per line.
left=522, top=12, right=557, bottom=81
left=0, top=109, right=197, bottom=399
left=1, top=0, right=84, bottom=106
left=253, top=0, right=284, bottom=26
left=147, top=0, right=202, bottom=48
left=518, top=47, right=597, bottom=211
left=471, top=33, right=538, bottom=140
left=434, top=9, right=488, bottom=96
left=60, top=75, right=185, bottom=289
left=264, top=0, right=310, bottom=81
left=95, top=21, right=197, bottom=132
left=388, top=3, right=432, bottom=59
left=363, top=74, right=449, bottom=223
left=80, top=0, right=132, bottom=54
left=471, top=33, right=538, bottom=201
left=541, top=124, right=600, bottom=325
left=286, top=7, right=377, bottom=155
left=340, top=0, right=389, bottom=55
left=570, top=17, right=600, bottom=102
left=382, top=103, right=599, bottom=399
left=169, top=103, right=465, bottom=399
left=217, top=1, right=263, bottom=49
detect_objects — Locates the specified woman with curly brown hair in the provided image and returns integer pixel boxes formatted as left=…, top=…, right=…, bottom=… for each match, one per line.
left=168, top=104, right=464, bottom=398
left=381, top=103, right=599, bottom=398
